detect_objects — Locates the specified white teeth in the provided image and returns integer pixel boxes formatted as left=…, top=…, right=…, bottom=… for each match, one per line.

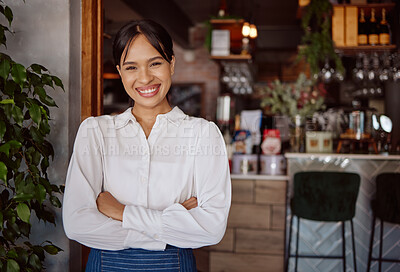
left=138, top=87, right=157, bottom=94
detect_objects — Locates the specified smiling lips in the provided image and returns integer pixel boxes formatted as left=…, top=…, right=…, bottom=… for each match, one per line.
left=135, top=84, right=161, bottom=97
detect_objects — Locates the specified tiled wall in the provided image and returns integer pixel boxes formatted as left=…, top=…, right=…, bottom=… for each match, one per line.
left=195, top=178, right=288, bottom=272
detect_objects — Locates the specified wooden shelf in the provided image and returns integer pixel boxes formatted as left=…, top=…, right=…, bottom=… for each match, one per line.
left=335, top=45, right=397, bottom=55
left=209, top=19, right=244, bottom=25
left=332, top=3, right=396, bottom=9
left=210, top=54, right=252, bottom=60
left=103, top=72, right=120, bottom=79
left=298, top=2, right=396, bottom=19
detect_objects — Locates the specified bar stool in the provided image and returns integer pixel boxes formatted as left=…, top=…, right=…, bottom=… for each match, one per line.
left=285, top=171, right=360, bottom=272
left=367, top=173, right=400, bottom=272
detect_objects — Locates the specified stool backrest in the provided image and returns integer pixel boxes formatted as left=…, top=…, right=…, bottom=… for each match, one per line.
left=374, top=173, right=400, bottom=224
left=291, top=171, right=361, bottom=221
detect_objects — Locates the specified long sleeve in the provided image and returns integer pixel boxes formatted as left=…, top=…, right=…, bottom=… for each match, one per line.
left=62, top=117, right=165, bottom=250
left=122, top=121, right=231, bottom=248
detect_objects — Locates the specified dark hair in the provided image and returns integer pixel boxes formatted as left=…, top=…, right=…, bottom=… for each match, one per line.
left=113, top=19, right=174, bottom=66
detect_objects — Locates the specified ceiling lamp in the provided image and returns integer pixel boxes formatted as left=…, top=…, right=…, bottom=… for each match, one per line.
left=249, top=24, right=257, bottom=39
left=242, top=22, right=250, bottom=37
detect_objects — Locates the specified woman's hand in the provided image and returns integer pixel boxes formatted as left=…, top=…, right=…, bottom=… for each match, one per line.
left=181, top=197, right=198, bottom=210
left=96, top=191, right=125, bottom=221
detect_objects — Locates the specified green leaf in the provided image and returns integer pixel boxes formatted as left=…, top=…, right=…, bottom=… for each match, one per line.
left=40, top=157, right=49, bottom=172
left=31, top=246, right=45, bottom=261
left=30, top=127, right=44, bottom=143
left=28, top=254, right=41, bottom=271
left=11, top=63, right=27, bottom=87
left=43, top=245, right=62, bottom=255
left=39, top=118, right=50, bottom=135
left=50, top=196, right=61, bottom=208
left=28, top=164, right=39, bottom=174
left=0, top=99, right=14, bottom=104
left=4, top=80, right=17, bottom=96
left=4, top=6, right=13, bottom=26
left=35, top=184, right=46, bottom=204
left=51, top=76, right=64, bottom=91
left=28, top=72, right=41, bottom=86
left=40, top=95, right=57, bottom=107
left=6, top=259, right=20, bottom=272
left=15, top=247, right=29, bottom=265
left=2, top=228, right=16, bottom=242
left=0, top=57, right=11, bottom=79
left=7, top=249, right=18, bottom=259
left=41, top=74, right=53, bottom=88
left=0, top=162, right=7, bottom=184
left=33, top=86, right=46, bottom=99
left=28, top=103, right=41, bottom=125
left=30, top=64, right=47, bottom=74
left=11, top=105, right=24, bottom=126
left=13, top=193, right=34, bottom=202
left=31, top=150, right=41, bottom=165
left=0, top=120, right=6, bottom=140
left=0, top=140, right=22, bottom=157
left=18, top=221, right=31, bottom=237
left=0, top=25, right=6, bottom=47
left=0, top=141, right=18, bottom=157
left=16, top=203, right=30, bottom=223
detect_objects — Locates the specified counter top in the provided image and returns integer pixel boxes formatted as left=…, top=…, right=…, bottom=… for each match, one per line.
left=231, top=174, right=289, bottom=180
left=284, top=152, right=400, bottom=160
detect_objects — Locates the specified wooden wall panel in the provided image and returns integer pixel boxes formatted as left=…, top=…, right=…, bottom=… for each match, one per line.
left=81, top=0, right=103, bottom=121
left=80, top=0, right=103, bottom=270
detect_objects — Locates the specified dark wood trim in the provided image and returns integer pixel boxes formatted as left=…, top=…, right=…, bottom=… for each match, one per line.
left=81, top=0, right=103, bottom=269
left=81, top=0, right=103, bottom=122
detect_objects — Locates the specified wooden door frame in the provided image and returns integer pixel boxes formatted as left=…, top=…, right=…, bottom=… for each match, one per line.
left=82, top=0, right=103, bottom=122
left=80, top=0, right=103, bottom=270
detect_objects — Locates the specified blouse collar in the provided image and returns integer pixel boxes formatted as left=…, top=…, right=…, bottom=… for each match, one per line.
left=114, top=106, right=187, bottom=129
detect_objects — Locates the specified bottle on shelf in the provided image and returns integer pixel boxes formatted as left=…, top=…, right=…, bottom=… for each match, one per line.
left=358, top=9, right=368, bottom=46
left=379, top=8, right=391, bottom=45
left=368, top=8, right=379, bottom=46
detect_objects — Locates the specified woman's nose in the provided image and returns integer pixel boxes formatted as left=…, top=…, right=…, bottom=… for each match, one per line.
left=137, top=68, right=153, bottom=84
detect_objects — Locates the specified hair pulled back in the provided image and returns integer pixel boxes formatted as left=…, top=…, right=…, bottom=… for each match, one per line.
left=113, top=19, right=174, bottom=66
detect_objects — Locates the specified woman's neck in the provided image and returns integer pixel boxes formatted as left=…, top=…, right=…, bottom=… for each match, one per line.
left=131, top=102, right=172, bottom=137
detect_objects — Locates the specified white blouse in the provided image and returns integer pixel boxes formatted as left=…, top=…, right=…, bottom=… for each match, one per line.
left=62, top=107, right=231, bottom=251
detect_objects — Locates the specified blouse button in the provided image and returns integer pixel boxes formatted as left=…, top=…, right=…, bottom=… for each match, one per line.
left=141, top=177, right=146, bottom=183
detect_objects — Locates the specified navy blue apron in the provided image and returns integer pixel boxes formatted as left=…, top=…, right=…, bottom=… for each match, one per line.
left=85, top=245, right=197, bottom=272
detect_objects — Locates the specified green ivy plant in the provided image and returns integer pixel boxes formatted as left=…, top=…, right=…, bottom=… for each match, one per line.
left=297, top=0, right=344, bottom=76
left=0, top=1, right=64, bottom=271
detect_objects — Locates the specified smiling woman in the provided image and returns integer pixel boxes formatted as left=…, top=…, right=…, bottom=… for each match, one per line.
left=117, top=35, right=174, bottom=117
left=62, top=19, right=231, bottom=272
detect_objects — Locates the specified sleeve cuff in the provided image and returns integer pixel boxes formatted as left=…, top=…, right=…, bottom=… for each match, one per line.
left=122, top=205, right=163, bottom=240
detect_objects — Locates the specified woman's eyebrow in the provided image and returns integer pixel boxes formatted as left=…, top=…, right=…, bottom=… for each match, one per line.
left=122, top=56, right=164, bottom=66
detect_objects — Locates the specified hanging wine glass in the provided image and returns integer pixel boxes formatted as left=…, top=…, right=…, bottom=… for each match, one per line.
left=367, top=53, right=379, bottom=81
left=391, top=53, right=400, bottom=81
left=379, top=52, right=391, bottom=82
left=353, top=53, right=364, bottom=82
left=334, top=70, right=344, bottom=81
left=319, top=58, right=334, bottom=83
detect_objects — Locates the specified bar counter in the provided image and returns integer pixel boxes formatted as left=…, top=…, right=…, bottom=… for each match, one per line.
left=285, top=152, right=400, bottom=272
left=195, top=174, right=289, bottom=272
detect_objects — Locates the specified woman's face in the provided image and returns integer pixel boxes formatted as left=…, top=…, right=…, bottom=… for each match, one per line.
left=117, top=34, right=175, bottom=111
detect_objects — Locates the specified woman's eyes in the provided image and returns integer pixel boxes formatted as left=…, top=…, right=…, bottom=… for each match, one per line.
left=150, top=62, right=162, bottom=67
left=124, top=62, right=162, bottom=71
left=125, top=66, right=137, bottom=71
